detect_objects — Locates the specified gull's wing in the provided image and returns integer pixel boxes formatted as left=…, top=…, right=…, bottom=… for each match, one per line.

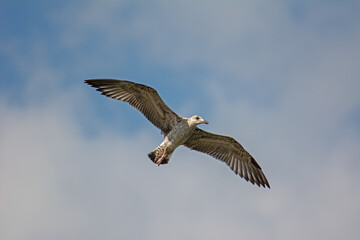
left=85, top=79, right=181, bottom=135
left=183, top=128, right=270, bottom=188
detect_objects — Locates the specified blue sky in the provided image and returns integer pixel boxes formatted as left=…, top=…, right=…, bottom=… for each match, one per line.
left=1, top=1, right=359, bottom=239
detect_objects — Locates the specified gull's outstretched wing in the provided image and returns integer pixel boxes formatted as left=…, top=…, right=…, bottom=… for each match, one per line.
left=85, top=79, right=181, bottom=135
left=183, top=128, right=270, bottom=188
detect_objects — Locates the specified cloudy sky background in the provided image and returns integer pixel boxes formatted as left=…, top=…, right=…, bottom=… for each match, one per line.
left=1, top=0, right=359, bottom=239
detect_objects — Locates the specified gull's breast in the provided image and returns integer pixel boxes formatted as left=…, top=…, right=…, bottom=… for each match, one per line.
left=164, top=121, right=195, bottom=152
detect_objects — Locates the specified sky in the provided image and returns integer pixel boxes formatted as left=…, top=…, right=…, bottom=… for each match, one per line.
left=0, top=0, right=359, bottom=239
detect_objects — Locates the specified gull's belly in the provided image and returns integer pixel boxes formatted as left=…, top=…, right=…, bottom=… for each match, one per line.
left=162, top=122, right=195, bottom=153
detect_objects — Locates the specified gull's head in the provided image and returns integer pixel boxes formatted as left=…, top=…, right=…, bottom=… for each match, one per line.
left=188, top=115, right=209, bottom=127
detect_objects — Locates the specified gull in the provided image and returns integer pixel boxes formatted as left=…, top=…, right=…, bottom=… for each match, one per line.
left=85, top=79, right=270, bottom=188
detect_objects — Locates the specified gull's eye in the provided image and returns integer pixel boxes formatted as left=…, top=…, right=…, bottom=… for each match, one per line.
left=195, top=116, right=200, bottom=120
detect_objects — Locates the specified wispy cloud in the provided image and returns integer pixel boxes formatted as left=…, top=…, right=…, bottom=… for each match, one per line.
left=0, top=1, right=359, bottom=240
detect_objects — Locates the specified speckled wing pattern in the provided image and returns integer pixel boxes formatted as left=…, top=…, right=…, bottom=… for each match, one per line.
left=85, top=79, right=181, bottom=135
left=183, top=128, right=270, bottom=188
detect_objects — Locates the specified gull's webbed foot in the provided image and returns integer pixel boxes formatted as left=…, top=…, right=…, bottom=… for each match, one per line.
left=156, top=148, right=167, bottom=166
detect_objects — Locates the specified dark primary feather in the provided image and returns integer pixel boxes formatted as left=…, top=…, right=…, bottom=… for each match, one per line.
left=183, top=128, right=270, bottom=188
left=85, top=79, right=181, bottom=135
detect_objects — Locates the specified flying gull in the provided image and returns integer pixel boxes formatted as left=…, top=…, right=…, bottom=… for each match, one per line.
left=85, top=79, right=270, bottom=188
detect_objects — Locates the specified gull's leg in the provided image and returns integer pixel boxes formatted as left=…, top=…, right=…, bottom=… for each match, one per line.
left=156, top=148, right=167, bottom=166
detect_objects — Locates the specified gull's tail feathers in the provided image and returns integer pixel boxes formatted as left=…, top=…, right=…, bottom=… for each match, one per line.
left=148, top=145, right=172, bottom=165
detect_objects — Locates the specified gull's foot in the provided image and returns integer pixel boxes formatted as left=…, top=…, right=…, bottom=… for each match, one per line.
left=156, top=148, right=167, bottom=166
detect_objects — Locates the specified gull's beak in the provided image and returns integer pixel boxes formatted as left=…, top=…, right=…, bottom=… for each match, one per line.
left=203, top=120, right=209, bottom=124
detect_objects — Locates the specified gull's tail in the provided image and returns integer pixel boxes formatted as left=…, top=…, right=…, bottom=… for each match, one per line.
left=148, top=145, right=172, bottom=165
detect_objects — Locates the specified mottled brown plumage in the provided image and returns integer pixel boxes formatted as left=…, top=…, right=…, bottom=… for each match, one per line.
left=85, top=79, right=270, bottom=188
left=85, top=79, right=181, bottom=135
left=183, top=128, right=269, bottom=187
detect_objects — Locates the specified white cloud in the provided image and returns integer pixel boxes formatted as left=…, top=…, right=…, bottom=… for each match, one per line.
left=1, top=1, right=359, bottom=240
